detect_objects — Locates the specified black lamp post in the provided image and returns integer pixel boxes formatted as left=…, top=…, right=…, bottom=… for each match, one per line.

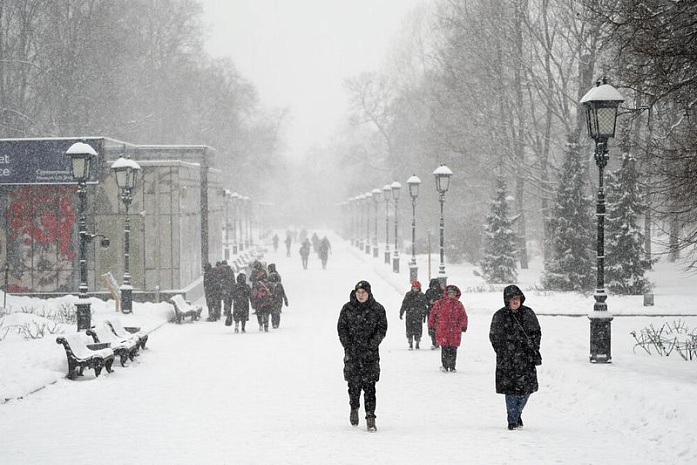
left=391, top=181, right=401, bottom=273
left=383, top=185, right=391, bottom=264
left=407, top=175, right=421, bottom=282
left=371, top=188, right=381, bottom=257
left=112, top=155, right=141, bottom=314
left=581, top=78, right=624, bottom=364
left=433, top=164, right=453, bottom=287
left=66, top=142, right=96, bottom=331
left=364, top=193, right=372, bottom=254
left=357, top=195, right=365, bottom=251
left=231, top=192, right=240, bottom=254
left=223, top=189, right=231, bottom=260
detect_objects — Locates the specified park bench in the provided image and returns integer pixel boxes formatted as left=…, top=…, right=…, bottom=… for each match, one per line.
left=169, top=294, right=203, bottom=324
left=86, top=321, right=139, bottom=367
left=106, top=318, right=149, bottom=350
left=56, top=334, right=115, bottom=380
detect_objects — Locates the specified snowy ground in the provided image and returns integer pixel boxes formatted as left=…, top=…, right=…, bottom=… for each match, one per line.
left=1, top=231, right=697, bottom=464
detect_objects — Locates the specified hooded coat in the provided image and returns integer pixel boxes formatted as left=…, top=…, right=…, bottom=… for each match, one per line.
left=231, top=274, right=251, bottom=321
left=337, top=288, right=388, bottom=383
left=427, top=285, right=468, bottom=347
left=399, top=288, right=428, bottom=338
left=489, top=285, right=541, bottom=394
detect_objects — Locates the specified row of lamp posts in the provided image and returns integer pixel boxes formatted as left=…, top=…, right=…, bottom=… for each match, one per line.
left=345, top=164, right=452, bottom=287
left=223, top=190, right=253, bottom=258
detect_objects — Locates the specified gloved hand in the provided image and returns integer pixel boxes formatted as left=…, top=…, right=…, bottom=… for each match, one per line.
left=462, top=327, right=467, bottom=333
left=399, top=315, right=403, bottom=320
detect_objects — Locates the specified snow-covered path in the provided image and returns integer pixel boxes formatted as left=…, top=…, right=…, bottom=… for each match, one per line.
left=1, top=235, right=695, bottom=464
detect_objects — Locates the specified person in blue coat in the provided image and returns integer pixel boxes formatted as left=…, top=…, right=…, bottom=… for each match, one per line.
left=337, top=280, right=387, bottom=432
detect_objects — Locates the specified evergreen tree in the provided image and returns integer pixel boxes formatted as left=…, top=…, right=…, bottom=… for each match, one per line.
left=480, top=177, right=518, bottom=283
left=543, top=137, right=595, bottom=292
left=605, top=151, right=652, bottom=294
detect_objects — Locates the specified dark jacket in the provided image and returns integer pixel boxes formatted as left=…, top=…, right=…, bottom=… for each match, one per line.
left=337, top=290, right=388, bottom=383
left=220, top=264, right=235, bottom=296
left=424, top=279, right=443, bottom=316
left=231, top=274, right=252, bottom=320
left=399, top=289, right=428, bottom=337
left=489, top=285, right=541, bottom=394
left=268, top=273, right=288, bottom=314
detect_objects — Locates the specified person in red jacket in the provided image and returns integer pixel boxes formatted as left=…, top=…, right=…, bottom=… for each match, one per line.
left=427, top=284, right=468, bottom=372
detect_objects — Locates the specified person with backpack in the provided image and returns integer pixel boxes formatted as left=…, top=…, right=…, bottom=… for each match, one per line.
left=424, top=278, right=443, bottom=349
left=251, top=277, right=274, bottom=332
left=337, top=280, right=388, bottom=432
left=428, top=284, right=468, bottom=372
left=268, top=272, right=289, bottom=329
left=399, top=281, right=429, bottom=350
left=231, top=273, right=252, bottom=333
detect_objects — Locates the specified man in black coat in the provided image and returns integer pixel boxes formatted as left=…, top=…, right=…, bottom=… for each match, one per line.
left=337, top=280, right=388, bottom=432
left=489, top=285, right=542, bottom=430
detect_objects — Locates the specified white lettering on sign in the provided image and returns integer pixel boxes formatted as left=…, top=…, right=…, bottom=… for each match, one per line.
left=0, top=154, right=9, bottom=163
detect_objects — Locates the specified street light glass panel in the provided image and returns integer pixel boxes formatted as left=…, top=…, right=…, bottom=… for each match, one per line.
left=580, top=81, right=624, bottom=140
left=372, top=188, right=382, bottom=203
left=66, top=142, right=97, bottom=182
left=391, top=181, right=401, bottom=200
left=433, top=164, right=453, bottom=194
left=407, top=175, right=421, bottom=199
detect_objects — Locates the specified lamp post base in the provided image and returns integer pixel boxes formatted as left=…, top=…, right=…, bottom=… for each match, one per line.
left=437, top=273, right=448, bottom=288
left=392, top=255, right=400, bottom=273
left=76, top=302, right=92, bottom=331
left=589, top=313, right=613, bottom=363
left=365, top=244, right=371, bottom=254
left=373, top=246, right=379, bottom=258
left=121, top=286, right=133, bottom=314
left=384, top=250, right=390, bottom=265
left=409, top=263, right=418, bottom=282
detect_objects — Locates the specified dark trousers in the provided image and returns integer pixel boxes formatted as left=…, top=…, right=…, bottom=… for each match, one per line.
left=505, top=394, right=530, bottom=424
left=441, top=346, right=458, bottom=370
left=271, top=312, right=281, bottom=328
left=223, top=295, right=232, bottom=316
left=348, top=380, right=376, bottom=419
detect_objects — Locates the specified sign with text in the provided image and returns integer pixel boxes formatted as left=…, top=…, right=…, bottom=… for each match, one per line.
left=0, top=139, right=100, bottom=185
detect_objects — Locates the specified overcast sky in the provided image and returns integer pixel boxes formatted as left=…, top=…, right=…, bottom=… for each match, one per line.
left=199, top=0, right=430, bottom=160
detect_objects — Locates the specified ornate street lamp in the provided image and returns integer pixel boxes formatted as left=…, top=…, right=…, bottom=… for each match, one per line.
left=112, top=155, right=142, bottom=314
left=66, top=142, right=97, bottom=330
left=371, top=188, right=381, bottom=257
left=581, top=77, right=624, bottom=364
left=391, top=181, right=402, bottom=273
left=383, top=184, right=392, bottom=264
left=433, top=164, right=453, bottom=287
left=357, top=195, right=365, bottom=251
left=407, top=175, right=422, bottom=282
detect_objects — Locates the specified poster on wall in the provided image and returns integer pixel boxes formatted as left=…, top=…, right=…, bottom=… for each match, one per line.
left=0, top=138, right=100, bottom=185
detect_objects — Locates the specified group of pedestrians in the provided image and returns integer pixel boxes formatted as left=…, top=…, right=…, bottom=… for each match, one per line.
left=298, top=234, right=331, bottom=270
left=338, top=278, right=541, bottom=433
left=202, top=260, right=289, bottom=333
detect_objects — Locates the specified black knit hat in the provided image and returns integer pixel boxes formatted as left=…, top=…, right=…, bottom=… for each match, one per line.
left=355, top=280, right=372, bottom=294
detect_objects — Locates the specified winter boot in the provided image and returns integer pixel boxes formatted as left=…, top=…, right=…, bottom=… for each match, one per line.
left=366, top=417, right=377, bottom=432
left=415, top=340, right=420, bottom=350
left=349, top=409, right=359, bottom=427
left=234, top=322, right=239, bottom=333
left=408, top=342, right=413, bottom=350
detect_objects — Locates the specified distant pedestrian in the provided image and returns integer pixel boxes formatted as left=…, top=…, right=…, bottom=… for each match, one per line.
left=428, top=284, right=468, bottom=372
left=231, top=273, right=252, bottom=333
left=285, top=232, right=292, bottom=257
left=203, top=263, right=216, bottom=319
left=319, top=236, right=332, bottom=269
left=489, top=285, right=541, bottom=430
left=272, top=233, right=279, bottom=253
left=337, top=280, right=388, bottom=432
left=220, top=260, right=236, bottom=319
left=299, top=239, right=311, bottom=270
left=424, top=279, right=443, bottom=349
left=399, top=281, right=428, bottom=350
left=268, top=272, right=288, bottom=329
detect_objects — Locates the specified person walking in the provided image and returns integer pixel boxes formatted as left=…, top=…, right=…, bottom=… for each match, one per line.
left=220, top=260, right=236, bottom=321
left=318, top=236, right=332, bottom=270
left=489, top=285, right=542, bottom=430
left=231, top=273, right=252, bottom=333
left=203, top=262, right=216, bottom=320
left=424, top=278, right=443, bottom=350
left=268, top=272, right=288, bottom=329
left=337, top=280, right=388, bottom=432
left=427, top=284, right=468, bottom=372
left=299, top=238, right=311, bottom=270
left=399, top=281, right=428, bottom=350
left=284, top=232, right=292, bottom=257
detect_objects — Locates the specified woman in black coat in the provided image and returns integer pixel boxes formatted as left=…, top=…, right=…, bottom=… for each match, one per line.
left=337, top=280, right=388, bottom=432
left=489, top=285, right=542, bottom=430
